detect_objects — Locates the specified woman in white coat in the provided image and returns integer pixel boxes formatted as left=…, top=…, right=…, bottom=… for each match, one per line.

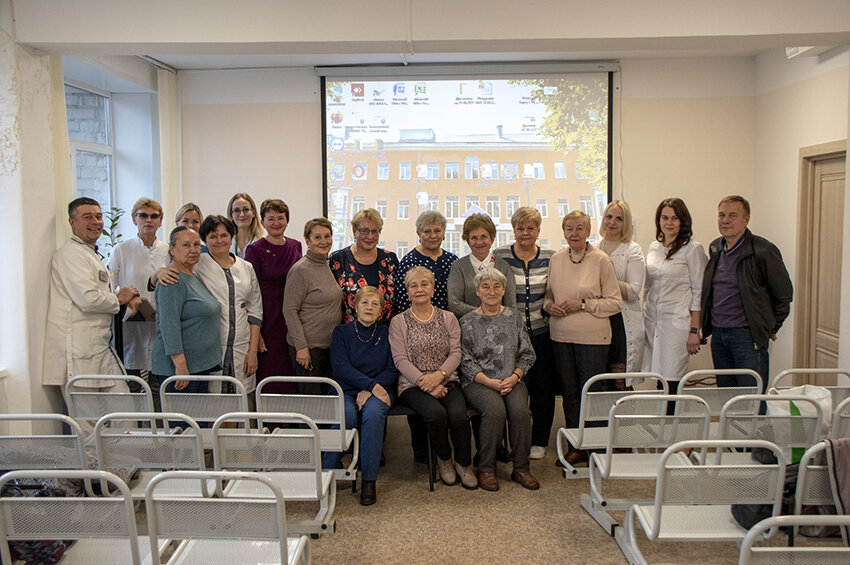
left=642, top=198, right=708, bottom=392
left=195, top=215, right=264, bottom=401
left=595, top=200, right=646, bottom=384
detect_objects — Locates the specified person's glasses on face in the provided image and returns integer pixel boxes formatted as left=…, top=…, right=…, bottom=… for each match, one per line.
left=357, top=228, right=381, bottom=237
left=232, top=207, right=252, bottom=216
left=136, top=212, right=161, bottom=220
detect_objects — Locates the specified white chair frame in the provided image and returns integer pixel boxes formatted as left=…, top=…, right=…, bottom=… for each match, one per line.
left=0, top=413, right=87, bottom=471
left=556, top=372, right=666, bottom=478
left=66, top=374, right=154, bottom=437
left=738, top=515, right=850, bottom=565
left=145, top=470, right=311, bottom=565
left=213, top=412, right=336, bottom=536
left=159, top=375, right=249, bottom=448
left=678, top=369, right=763, bottom=439
left=832, top=396, right=850, bottom=439
left=771, top=368, right=850, bottom=412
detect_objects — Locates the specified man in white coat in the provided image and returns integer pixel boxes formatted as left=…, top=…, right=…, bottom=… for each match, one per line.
left=43, top=197, right=142, bottom=418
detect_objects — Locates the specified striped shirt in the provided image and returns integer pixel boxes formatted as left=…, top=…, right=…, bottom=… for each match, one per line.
left=493, top=245, right=554, bottom=336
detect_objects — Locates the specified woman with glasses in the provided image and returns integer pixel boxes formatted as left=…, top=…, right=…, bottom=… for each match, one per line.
left=109, top=198, right=170, bottom=395
left=330, top=208, right=398, bottom=323
left=226, top=193, right=264, bottom=259
left=245, top=199, right=302, bottom=390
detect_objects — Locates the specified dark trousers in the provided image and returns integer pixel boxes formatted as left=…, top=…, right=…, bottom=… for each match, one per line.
left=526, top=332, right=557, bottom=447
left=288, top=346, right=332, bottom=395
left=398, top=385, right=472, bottom=466
left=551, top=341, right=609, bottom=429
left=710, top=326, right=770, bottom=392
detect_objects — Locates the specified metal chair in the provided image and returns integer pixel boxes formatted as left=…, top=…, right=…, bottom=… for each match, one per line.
left=678, top=368, right=762, bottom=438
left=160, top=375, right=249, bottom=448
left=556, top=372, right=666, bottom=478
left=145, top=470, right=311, bottom=565
left=0, top=469, right=152, bottom=565
left=94, top=411, right=214, bottom=500
left=771, top=368, right=850, bottom=412
left=738, top=515, right=850, bottom=565
left=582, top=394, right=711, bottom=535
left=213, top=412, right=336, bottom=536
left=616, top=439, right=787, bottom=565
left=256, top=376, right=359, bottom=487
left=0, top=413, right=86, bottom=471
left=830, top=396, right=850, bottom=439
left=66, top=374, right=154, bottom=436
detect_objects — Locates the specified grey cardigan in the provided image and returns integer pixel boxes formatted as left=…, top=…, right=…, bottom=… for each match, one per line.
left=446, top=255, right=517, bottom=319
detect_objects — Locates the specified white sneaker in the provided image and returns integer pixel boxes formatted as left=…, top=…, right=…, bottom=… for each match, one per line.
left=529, top=446, right=546, bottom=460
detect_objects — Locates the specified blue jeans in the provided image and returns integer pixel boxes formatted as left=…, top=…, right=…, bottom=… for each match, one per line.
left=710, top=326, right=769, bottom=392
left=321, top=392, right=392, bottom=481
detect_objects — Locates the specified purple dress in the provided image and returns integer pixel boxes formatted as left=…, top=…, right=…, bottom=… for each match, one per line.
left=245, top=237, right=302, bottom=392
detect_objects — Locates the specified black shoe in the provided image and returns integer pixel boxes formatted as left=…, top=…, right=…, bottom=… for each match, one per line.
left=496, top=445, right=510, bottom=463
left=360, top=480, right=376, bottom=506
left=413, top=449, right=428, bottom=464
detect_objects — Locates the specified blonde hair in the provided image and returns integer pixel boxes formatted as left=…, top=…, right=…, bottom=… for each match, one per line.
left=510, top=206, right=541, bottom=229
left=404, top=266, right=435, bottom=289
left=462, top=213, right=496, bottom=241
left=175, top=202, right=203, bottom=224
left=227, top=193, right=263, bottom=239
left=562, top=210, right=591, bottom=232
left=131, top=198, right=163, bottom=217
left=351, top=208, right=384, bottom=231
left=599, top=200, right=634, bottom=242
left=354, top=286, right=385, bottom=310
left=303, top=217, right=334, bottom=240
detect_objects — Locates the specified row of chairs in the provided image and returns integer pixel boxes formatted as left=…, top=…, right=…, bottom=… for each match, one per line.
left=0, top=469, right=311, bottom=565
left=0, top=411, right=336, bottom=536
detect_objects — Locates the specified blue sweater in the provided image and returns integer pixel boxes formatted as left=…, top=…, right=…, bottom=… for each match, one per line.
left=330, top=321, right=397, bottom=397
left=151, top=273, right=222, bottom=375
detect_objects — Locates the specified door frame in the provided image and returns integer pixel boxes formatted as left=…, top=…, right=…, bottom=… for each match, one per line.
left=794, top=140, right=846, bottom=371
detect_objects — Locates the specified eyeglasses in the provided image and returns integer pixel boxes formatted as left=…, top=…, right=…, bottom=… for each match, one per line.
left=356, top=228, right=381, bottom=237
left=136, top=212, right=161, bottom=220
left=232, top=207, right=253, bottom=216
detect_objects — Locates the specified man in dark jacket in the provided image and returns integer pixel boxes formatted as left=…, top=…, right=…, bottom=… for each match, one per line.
left=701, top=195, right=793, bottom=391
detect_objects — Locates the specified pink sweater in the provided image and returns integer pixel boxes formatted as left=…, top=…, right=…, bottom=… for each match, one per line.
left=544, top=246, right=622, bottom=345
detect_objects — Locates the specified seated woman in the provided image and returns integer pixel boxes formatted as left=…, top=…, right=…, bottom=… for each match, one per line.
left=460, top=267, right=538, bottom=492
left=326, top=286, right=397, bottom=506
left=389, top=266, right=477, bottom=489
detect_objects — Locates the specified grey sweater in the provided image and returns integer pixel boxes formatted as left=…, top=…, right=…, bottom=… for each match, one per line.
left=459, top=307, right=536, bottom=384
left=446, top=255, right=517, bottom=319
left=283, top=250, right=343, bottom=350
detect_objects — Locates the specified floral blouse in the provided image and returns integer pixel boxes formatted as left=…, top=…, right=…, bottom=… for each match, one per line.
left=329, top=246, right=399, bottom=323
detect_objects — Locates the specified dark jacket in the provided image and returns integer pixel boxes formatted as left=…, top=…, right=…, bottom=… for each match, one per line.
left=701, top=229, right=793, bottom=349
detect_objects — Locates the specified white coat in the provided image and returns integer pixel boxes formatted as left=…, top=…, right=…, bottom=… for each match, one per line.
left=642, top=240, right=708, bottom=382
left=597, top=240, right=646, bottom=375
left=43, top=236, right=124, bottom=388
left=194, top=253, right=263, bottom=392
left=109, top=236, right=170, bottom=371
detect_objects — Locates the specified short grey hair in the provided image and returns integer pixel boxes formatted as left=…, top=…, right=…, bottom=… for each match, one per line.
left=474, top=266, right=507, bottom=288
left=415, top=210, right=447, bottom=234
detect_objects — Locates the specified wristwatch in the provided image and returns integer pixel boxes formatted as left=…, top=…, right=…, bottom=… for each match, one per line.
left=580, top=299, right=586, bottom=312
left=689, top=327, right=699, bottom=334
left=439, top=369, right=448, bottom=378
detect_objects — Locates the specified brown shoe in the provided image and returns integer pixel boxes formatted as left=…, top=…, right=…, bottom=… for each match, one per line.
left=437, top=457, right=457, bottom=486
left=564, top=450, right=589, bottom=467
left=455, top=462, right=478, bottom=490
left=477, top=471, right=499, bottom=492
left=511, top=470, right=540, bottom=490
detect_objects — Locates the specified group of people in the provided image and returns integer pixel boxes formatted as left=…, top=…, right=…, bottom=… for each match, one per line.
left=43, top=191, right=792, bottom=506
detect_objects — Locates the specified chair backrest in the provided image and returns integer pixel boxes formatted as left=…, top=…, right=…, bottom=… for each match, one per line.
left=160, top=375, right=248, bottom=425
left=831, top=396, right=850, bottom=439
left=794, top=442, right=833, bottom=515
left=771, top=368, right=850, bottom=411
left=576, top=372, right=666, bottom=432
left=145, top=470, right=295, bottom=565
left=648, top=440, right=786, bottom=540
left=738, top=515, right=850, bottom=565
left=66, top=374, right=154, bottom=425
left=0, top=414, right=86, bottom=470
left=95, top=412, right=206, bottom=472
left=719, top=394, right=823, bottom=450
left=678, top=369, right=763, bottom=416
left=0, top=469, right=141, bottom=565
left=212, top=412, right=323, bottom=496
left=256, top=376, right=347, bottom=444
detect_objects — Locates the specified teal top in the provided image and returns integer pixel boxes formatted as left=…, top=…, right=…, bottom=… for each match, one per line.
left=151, top=272, right=222, bottom=375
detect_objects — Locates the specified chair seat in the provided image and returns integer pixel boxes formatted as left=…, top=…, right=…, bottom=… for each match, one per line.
left=594, top=451, right=691, bottom=479
left=167, top=538, right=308, bottom=565
left=562, top=427, right=609, bottom=450
left=130, top=471, right=216, bottom=500
left=271, top=427, right=355, bottom=451
left=633, top=504, right=747, bottom=541
left=61, top=536, right=168, bottom=565
left=225, top=470, right=334, bottom=501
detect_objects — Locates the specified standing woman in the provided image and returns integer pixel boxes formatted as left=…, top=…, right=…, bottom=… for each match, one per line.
left=283, top=218, right=343, bottom=385
left=643, top=198, right=708, bottom=390
left=227, top=193, right=264, bottom=259
left=326, top=287, right=397, bottom=506
left=151, top=227, right=222, bottom=393
left=493, top=207, right=556, bottom=460
left=329, top=208, right=398, bottom=323
left=245, top=199, right=302, bottom=390
left=175, top=203, right=203, bottom=231
left=195, top=215, right=263, bottom=402
left=596, top=200, right=646, bottom=381
left=393, top=210, right=458, bottom=314
left=447, top=213, right=516, bottom=319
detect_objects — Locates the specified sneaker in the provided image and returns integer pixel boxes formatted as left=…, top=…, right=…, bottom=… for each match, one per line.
left=529, top=446, right=546, bottom=460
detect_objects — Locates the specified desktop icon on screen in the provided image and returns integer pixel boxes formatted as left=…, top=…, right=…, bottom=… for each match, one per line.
left=414, top=82, right=427, bottom=95
left=393, top=83, right=405, bottom=95
left=330, top=111, right=344, bottom=124
left=478, top=81, right=492, bottom=96
left=329, top=164, right=345, bottom=182
left=351, top=83, right=365, bottom=97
